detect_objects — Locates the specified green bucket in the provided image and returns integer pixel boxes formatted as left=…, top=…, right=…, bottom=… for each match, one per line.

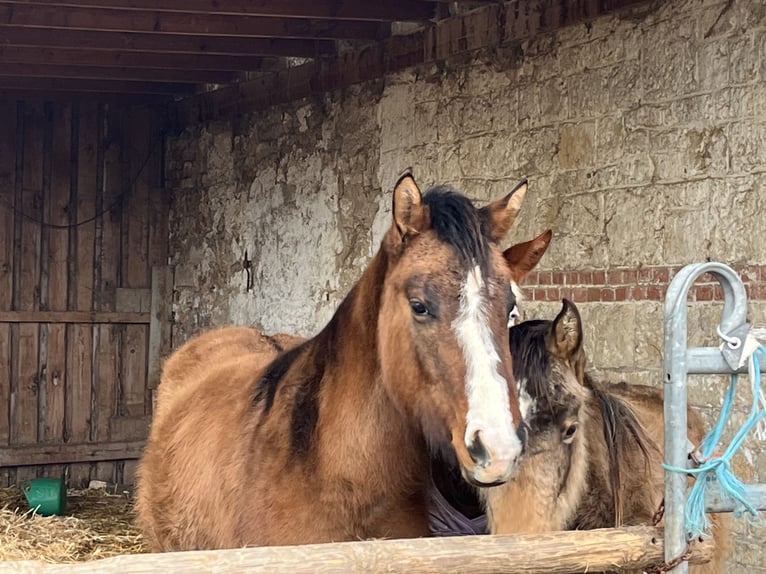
left=22, top=477, right=67, bottom=516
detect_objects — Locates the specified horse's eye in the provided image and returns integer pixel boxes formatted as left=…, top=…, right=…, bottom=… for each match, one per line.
left=409, top=298, right=429, bottom=317
left=562, top=423, right=578, bottom=444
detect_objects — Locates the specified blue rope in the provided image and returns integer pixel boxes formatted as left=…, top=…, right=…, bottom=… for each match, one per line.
left=663, top=343, right=766, bottom=539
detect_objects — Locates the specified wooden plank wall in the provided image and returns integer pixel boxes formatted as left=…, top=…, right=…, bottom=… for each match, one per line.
left=0, top=97, right=169, bottom=487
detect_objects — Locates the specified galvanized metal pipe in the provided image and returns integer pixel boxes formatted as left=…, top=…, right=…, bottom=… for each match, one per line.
left=703, top=483, right=766, bottom=513
left=686, top=347, right=766, bottom=374
left=663, top=262, right=749, bottom=574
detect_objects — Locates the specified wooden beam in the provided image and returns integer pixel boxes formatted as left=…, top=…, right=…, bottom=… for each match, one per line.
left=175, top=0, right=650, bottom=125
left=0, top=77, right=193, bottom=94
left=2, top=0, right=436, bottom=22
left=0, top=440, right=145, bottom=467
left=0, top=46, right=266, bottom=71
left=0, top=3, right=383, bottom=39
left=3, top=526, right=715, bottom=574
left=0, top=89, right=168, bottom=104
left=0, top=63, right=237, bottom=83
left=0, top=26, right=335, bottom=56
left=147, top=266, right=173, bottom=389
left=0, top=311, right=150, bottom=323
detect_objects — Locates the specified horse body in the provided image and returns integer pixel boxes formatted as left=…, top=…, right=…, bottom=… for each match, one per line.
left=136, top=173, right=530, bottom=550
left=152, top=327, right=298, bottom=420
left=482, top=300, right=729, bottom=573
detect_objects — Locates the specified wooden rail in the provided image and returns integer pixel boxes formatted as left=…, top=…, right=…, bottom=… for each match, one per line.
left=0, top=440, right=145, bottom=467
left=4, top=526, right=714, bottom=573
left=0, top=311, right=150, bottom=324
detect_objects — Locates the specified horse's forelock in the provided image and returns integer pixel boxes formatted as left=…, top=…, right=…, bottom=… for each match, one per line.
left=422, top=186, right=492, bottom=276
left=509, top=320, right=553, bottom=410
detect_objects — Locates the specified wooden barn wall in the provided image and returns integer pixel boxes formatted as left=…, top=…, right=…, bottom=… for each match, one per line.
left=0, top=99, right=170, bottom=487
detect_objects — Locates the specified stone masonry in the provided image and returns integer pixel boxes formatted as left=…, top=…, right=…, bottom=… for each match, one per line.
left=166, top=0, right=766, bottom=569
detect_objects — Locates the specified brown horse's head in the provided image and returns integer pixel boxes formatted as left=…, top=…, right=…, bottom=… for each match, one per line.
left=378, top=172, right=529, bottom=486
left=482, top=299, right=589, bottom=532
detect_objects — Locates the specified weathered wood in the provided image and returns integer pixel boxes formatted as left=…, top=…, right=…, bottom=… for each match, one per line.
left=88, top=101, right=107, bottom=481
left=0, top=440, right=145, bottom=467
left=44, top=102, right=71, bottom=480
left=0, top=4, right=382, bottom=39
left=0, top=77, right=194, bottom=96
left=0, top=0, right=436, bottom=22
left=66, top=100, right=97, bottom=486
left=15, top=101, right=44, bottom=483
left=145, top=108, right=171, bottom=394
left=35, top=102, right=53, bottom=476
left=0, top=311, right=150, bottom=323
left=0, top=323, right=9, bottom=486
left=0, top=46, right=266, bottom=72
left=0, top=63, right=239, bottom=84
left=0, top=101, right=166, bottom=483
left=147, top=266, right=173, bottom=389
left=108, top=415, right=150, bottom=440
left=117, top=106, right=155, bottom=483
left=119, top=107, right=151, bottom=422
left=93, top=105, right=122, bottom=482
left=0, top=26, right=335, bottom=57
left=6, top=101, right=24, bottom=487
left=174, top=0, right=645, bottom=126
left=0, top=95, right=16, bottom=486
left=1, top=526, right=715, bottom=574
left=115, top=288, right=152, bottom=313
left=0, top=90, right=168, bottom=106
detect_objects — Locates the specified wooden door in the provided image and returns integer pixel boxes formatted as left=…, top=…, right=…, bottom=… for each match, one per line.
left=0, top=98, right=171, bottom=487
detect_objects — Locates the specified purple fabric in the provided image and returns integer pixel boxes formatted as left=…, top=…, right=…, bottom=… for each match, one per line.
left=427, top=475, right=488, bottom=537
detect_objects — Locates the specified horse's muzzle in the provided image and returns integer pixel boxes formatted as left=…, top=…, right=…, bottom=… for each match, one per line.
left=462, top=429, right=521, bottom=486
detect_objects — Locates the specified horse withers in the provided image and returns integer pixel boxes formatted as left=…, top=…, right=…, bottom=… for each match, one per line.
left=136, top=172, right=531, bottom=550
left=481, top=299, right=729, bottom=573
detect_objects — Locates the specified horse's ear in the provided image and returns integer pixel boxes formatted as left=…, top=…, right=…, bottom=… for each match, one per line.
left=503, top=229, right=553, bottom=283
left=480, top=178, right=528, bottom=242
left=392, top=169, right=429, bottom=240
left=547, top=298, right=583, bottom=361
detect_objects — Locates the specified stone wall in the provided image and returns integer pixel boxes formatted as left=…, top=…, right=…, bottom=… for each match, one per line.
left=166, top=0, right=766, bottom=570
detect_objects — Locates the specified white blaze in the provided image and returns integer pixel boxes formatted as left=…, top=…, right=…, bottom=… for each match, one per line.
left=453, top=265, right=521, bottom=466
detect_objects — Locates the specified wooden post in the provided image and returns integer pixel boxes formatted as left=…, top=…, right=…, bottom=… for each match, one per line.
left=147, top=265, right=174, bottom=390
left=4, top=526, right=714, bottom=574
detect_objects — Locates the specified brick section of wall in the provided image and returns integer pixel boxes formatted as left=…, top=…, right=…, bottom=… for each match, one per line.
left=522, top=264, right=766, bottom=303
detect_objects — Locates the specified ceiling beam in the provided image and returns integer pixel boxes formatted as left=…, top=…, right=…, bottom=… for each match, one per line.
left=0, top=45, right=267, bottom=71
left=0, top=63, right=239, bottom=83
left=1, top=0, right=437, bottom=21
left=0, top=89, right=167, bottom=103
left=1, top=76, right=195, bottom=94
left=0, top=26, right=335, bottom=56
left=0, top=3, right=385, bottom=39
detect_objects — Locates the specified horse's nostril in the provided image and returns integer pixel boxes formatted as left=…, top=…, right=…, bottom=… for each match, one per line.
left=466, top=430, right=491, bottom=467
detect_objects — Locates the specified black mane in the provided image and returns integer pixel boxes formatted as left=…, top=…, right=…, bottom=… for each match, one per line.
left=509, top=319, right=558, bottom=417
left=422, top=186, right=492, bottom=274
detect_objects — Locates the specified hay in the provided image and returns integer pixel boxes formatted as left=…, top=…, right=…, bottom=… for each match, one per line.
left=0, top=486, right=147, bottom=563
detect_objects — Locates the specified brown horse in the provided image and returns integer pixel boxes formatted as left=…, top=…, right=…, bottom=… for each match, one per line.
left=136, top=172, right=531, bottom=550
left=154, top=229, right=554, bottom=422
left=480, top=299, right=729, bottom=573
left=153, top=328, right=303, bottom=420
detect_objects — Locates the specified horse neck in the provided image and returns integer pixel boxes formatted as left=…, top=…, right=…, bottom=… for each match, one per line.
left=303, top=249, right=426, bottom=487
left=311, top=248, right=386, bottom=372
